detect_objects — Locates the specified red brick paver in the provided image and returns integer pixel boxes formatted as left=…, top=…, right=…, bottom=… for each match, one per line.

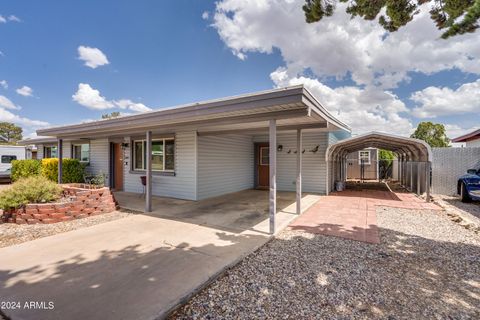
left=289, top=189, right=440, bottom=244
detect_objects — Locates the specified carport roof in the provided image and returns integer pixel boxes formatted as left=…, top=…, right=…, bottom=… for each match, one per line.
left=326, top=131, right=432, bottom=162
left=34, top=85, right=350, bottom=139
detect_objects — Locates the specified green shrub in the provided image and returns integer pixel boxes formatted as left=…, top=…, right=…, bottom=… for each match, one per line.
left=90, top=172, right=107, bottom=186
left=62, top=159, right=85, bottom=183
left=41, top=158, right=85, bottom=183
left=11, top=159, right=42, bottom=181
left=0, top=176, right=63, bottom=210
left=41, top=158, right=59, bottom=182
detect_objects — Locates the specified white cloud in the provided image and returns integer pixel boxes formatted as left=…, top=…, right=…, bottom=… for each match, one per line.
left=0, top=14, right=21, bottom=23
left=202, top=11, right=209, bottom=20
left=0, top=80, right=7, bottom=89
left=7, top=15, right=21, bottom=22
left=77, top=46, right=109, bottom=69
left=114, top=99, right=151, bottom=112
left=0, top=95, right=20, bottom=110
left=212, top=0, right=480, bottom=89
left=72, top=83, right=152, bottom=112
left=270, top=69, right=413, bottom=136
left=411, top=79, right=480, bottom=118
left=16, top=85, right=33, bottom=97
left=0, top=95, right=48, bottom=131
left=0, top=107, right=48, bottom=128
left=72, top=83, right=114, bottom=110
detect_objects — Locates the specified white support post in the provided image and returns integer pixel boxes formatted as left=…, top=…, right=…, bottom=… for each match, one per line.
left=145, top=131, right=152, bottom=212
left=410, top=162, right=413, bottom=191
left=269, top=120, right=277, bottom=234
left=296, top=129, right=302, bottom=215
left=57, top=139, right=63, bottom=184
left=400, top=157, right=403, bottom=185
left=417, top=162, right=421, bottom=195
left=398, top=158, right=402, bottom=183
left=426, top=162, right=431, bottom=202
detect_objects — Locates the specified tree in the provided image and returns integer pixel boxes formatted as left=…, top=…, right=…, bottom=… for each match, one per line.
left=101, top=112, right=121, bottom=119
left=379, top=149, right=396, bottom=163
left=410, top=121, right=450, bottom=147
left=0, top=122, right=23, bottom=144
left=303, top=0, right=480, bottom=39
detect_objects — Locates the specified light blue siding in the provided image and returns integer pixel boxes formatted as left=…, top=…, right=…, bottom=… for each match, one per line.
left=86, top=139, right=110, bottom=186
left=253, top=132, right=330, bottom=194
left=197, top=134, right=254, bottom=200
left=122, top=131, right=197, bottom=200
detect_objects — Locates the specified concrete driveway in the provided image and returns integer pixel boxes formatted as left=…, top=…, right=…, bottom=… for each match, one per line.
left=0, top=190, right=319, bottom=320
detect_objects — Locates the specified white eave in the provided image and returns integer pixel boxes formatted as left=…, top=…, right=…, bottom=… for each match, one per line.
left=37, top=85, right=351, bottom=139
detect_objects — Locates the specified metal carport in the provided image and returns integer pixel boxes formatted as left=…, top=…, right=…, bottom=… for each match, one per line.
left=326, top=132, right=432, bottom=202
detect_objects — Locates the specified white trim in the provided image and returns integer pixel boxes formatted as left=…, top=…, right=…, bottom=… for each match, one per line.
left=72, top=143, right=90, bottom=163
left=132, top=137, right=175, bottom=172
left=358, top=150, right=371, bottom=165
left=44, top=145, right=58, bottom=158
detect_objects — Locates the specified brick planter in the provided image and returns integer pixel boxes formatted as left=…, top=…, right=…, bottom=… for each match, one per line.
left=2, top=184, right=117, bottom=224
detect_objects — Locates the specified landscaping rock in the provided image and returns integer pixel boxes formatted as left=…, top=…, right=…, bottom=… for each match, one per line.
left=170, top=207, right=480, bottom=320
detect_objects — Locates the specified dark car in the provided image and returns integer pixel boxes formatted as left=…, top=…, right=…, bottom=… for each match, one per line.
left=457, top=168, right=480, bottom=202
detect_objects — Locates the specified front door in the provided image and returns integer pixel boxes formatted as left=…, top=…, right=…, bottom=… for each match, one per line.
left=112, top=143, right=124, bottom=191
left=257, top=143, right=269, bottom=189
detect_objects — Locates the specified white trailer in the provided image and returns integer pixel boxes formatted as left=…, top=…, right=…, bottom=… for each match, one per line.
left=0, top=145, right=26, bottom=173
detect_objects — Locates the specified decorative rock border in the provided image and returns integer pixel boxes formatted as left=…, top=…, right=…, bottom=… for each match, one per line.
left=2, top=184, right=117, bottom=224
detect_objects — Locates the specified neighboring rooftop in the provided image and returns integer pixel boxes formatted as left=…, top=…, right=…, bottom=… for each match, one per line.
left=452, top=129, right=480, bottom=143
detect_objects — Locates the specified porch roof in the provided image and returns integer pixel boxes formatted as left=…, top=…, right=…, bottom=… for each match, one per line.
left=35, top=85, right=350, bottom=139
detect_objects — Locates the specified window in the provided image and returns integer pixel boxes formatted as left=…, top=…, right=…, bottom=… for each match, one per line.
left=1, top=155, right=17, bottom=163
left=133, top=138, right=175, bottom=172
left=72, top=143, right=90, bottom=162
left=260, top=147, right=269, bottom=165
left=44, top=146, right=57, bottom=158
left=358, top=150, right=371, bottom=165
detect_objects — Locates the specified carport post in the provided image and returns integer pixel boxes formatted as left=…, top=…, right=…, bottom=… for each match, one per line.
left=399, top=156, right=403, bottom=185
left=145, top=130, right=152, bottom=212
left=57, top=138, right=63, bottom=184
left=410, top=162, right=413, bottom=191
left=269, top=120, right=277, bottom=234
left=425, top=162, right=431, bottom=202
left=417, top=162, right=421, bottom=195
left=398, top=158, right=402, bottom=184
left=296, top=129, right=302, bottom=215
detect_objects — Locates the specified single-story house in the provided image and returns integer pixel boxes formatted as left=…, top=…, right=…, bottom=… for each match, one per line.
left=346, top=148, right=379, bottom=180
left=452, top=129, right=480, bottom=147
left=20, top=86, right=351, bottom=232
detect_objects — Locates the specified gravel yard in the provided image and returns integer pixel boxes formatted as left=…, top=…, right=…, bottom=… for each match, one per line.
left=435, top=194, right=480, bottom=228
left=171, top=207, right=480, bottom=319
left=0, top=211, right=131, bottom=248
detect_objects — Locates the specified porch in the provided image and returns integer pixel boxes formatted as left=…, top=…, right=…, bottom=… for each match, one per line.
left=36, top=86, right=351, bottom=234
left=114, top=189, right=322, bottom=234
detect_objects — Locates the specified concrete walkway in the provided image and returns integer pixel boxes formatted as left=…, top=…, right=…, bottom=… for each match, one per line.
left=0, top=190, right=320, bottom=320
left=290, top=186, right=440, bottom=244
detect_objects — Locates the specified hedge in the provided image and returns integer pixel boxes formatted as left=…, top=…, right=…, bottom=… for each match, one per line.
left=11, top=159, right=42, bottom=182
left=41, top=158, right=86, bottom=183
left=10, top=158, right=86, bottom=183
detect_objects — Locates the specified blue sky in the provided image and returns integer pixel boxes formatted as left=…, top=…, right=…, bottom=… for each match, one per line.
left=1, top=0, right=479, bottom=139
